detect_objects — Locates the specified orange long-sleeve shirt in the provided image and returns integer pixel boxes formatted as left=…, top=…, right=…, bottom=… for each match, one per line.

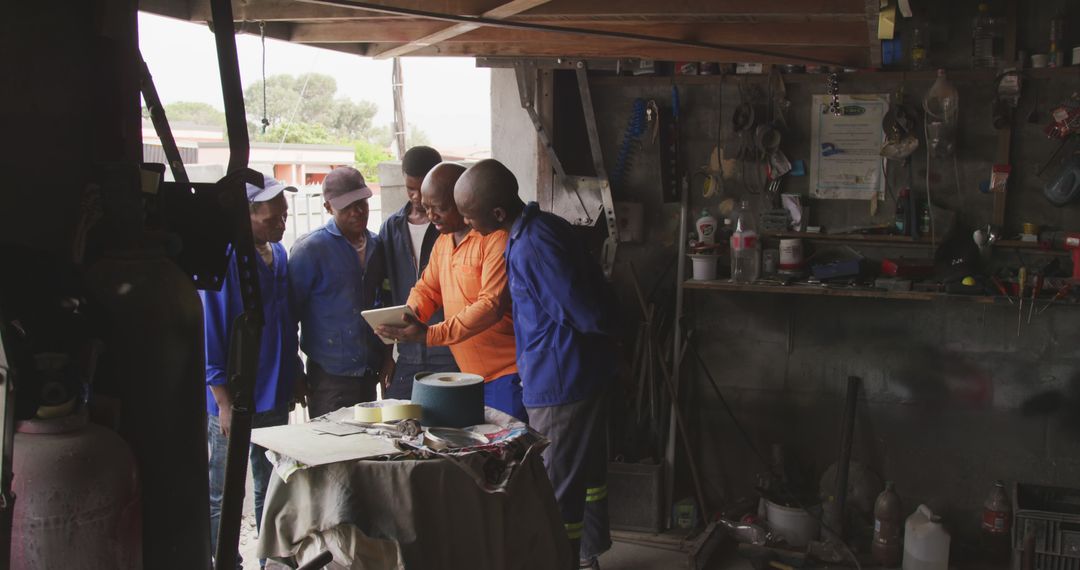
left=407, top=229, right=517, bottom=381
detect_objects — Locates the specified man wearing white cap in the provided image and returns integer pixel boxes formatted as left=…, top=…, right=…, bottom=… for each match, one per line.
left=201, top=174, right=303, bottom=568
left=290, top=166, right=392, bottom=417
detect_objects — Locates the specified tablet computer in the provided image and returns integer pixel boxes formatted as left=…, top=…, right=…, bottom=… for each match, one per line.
left=361, top=305, right=418, bottom=344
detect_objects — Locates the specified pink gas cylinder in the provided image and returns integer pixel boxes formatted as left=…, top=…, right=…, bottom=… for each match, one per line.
left=11, top=412, right=141, bottom=569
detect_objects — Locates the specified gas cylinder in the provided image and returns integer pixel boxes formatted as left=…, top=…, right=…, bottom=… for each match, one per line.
left=873, top=481, right=903, bottom=567
left=11, top=412, right=141, bottom=569
left=84, top=244, right=211, bottom=568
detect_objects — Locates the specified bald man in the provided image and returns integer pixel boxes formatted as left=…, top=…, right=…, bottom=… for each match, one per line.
left=456, top=159, right=617, bottom=569
left=376, top=162, right=525, bottom=421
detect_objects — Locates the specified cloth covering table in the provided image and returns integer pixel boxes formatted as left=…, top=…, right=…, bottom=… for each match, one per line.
left=256, top=411, right=573, bottom=569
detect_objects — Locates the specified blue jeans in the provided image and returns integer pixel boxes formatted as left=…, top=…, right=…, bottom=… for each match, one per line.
left=485, top=373, right=529, bottom=422
left=385, top=360, right=459, bottom=400
left=208, top=406, right=289, bottom=568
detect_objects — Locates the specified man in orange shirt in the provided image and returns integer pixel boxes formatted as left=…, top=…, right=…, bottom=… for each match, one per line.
left=376, top=162, right=525, bottom=421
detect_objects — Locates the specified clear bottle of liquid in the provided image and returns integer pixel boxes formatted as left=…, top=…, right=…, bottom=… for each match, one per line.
left=729, top=200, right=760, bottom=283
left=924, top=70, right=959, bottom=157
left=972, top=3, right=996, bottom=69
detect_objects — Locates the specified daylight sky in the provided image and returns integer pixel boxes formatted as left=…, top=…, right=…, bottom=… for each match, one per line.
left=137, top=12, right=492, bottom=154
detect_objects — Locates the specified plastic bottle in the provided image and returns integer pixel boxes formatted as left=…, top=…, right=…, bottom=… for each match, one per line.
left=895, top=188, right=910, bottom=234
left=696, top=209, right=719, bottom=245
left=972, top=3, right=996, bottom=69
left=873, top=482, right=903, bottom=567
left=910, top=24, right=928, bottom=70
left=1050, top=13, right=1065, bottom=68
left=903, top=505, right=950, bottom=570
left=981, top=481, right=1012, bottom=563
left=730, top=200, right=760, bottom=283
left=924, top=70, right=959, bottom=157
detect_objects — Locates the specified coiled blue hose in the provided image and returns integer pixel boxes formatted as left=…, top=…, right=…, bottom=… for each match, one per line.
left=612, top=98, right=647, bottom=187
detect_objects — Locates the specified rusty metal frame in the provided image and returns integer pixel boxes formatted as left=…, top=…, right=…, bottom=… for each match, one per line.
left=513, top=61, right=619, bottom=276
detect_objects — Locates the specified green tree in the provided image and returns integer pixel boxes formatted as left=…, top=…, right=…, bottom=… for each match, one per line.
left=243, top=73, right=378, bottom=141
left=354, top=139, right=393, bottom=183
left=162, top=101, right=226, bottom=127
left=406, top=124, right=432, bottom=149
left=260, top=122, right=334, bottom=145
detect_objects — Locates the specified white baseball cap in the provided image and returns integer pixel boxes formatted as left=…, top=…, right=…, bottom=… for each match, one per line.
left=246, top=174, right=297, bottom=203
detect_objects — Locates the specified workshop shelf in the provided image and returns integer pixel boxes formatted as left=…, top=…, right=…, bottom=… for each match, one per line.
left=591, top=66, right=1080, bottom=87
left=682, top=279, right=1007, bottom=304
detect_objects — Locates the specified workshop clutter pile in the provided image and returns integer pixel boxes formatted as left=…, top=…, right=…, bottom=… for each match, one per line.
left=674, top=4, right=1080, bottom=318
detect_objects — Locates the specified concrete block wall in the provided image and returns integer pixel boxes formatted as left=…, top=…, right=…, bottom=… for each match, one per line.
left=558, top=0, right=1080, bottom=544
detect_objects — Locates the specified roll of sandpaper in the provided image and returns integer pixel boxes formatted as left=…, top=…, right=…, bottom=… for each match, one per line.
left=411, top=372, right=485, bottom=428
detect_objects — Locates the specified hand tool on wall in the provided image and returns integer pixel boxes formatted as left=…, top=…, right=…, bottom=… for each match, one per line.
left=991, top=276, right=1014, bottom=304
left=1028, top=273, right=1044, bottom=324
left=1038, top=284, right=1072, bottom=314
left=1016, top=267, right=1027, bottom=337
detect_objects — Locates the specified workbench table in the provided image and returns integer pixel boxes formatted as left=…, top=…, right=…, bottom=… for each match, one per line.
left=255, top=412, right=572, bottom=569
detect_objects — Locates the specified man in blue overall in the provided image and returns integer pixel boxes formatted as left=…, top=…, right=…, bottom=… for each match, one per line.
left=378, top=146, right=458, bottom=399
left=455, top=159, right=617, bottom=569
left=290, top=166, right=392, bottom=417
left=202, top=174, right=301, bottom=569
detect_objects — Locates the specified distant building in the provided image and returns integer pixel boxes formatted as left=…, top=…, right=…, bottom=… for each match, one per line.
left=141, top=120, right=384, bottom=246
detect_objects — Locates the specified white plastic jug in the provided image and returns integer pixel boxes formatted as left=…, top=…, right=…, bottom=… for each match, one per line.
left=903, top=504, right=950, bottom=570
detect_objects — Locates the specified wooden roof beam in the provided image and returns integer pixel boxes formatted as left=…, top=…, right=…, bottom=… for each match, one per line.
left=369, top=0, right=552, bottom=59
left=171, top=0, right=866, bottom=23
left=362, top=40, right=869, bottom=66
left=289, top=20, right=869, bottom=47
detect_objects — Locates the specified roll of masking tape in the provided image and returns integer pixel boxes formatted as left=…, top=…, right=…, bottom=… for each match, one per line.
left=353, top=405, right=383, bottom=423
left=381, top=403, right=422, bottom=422
left=411, top=372, right=485, bottom=428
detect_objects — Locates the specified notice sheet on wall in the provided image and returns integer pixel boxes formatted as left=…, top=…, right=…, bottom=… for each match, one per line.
left=809, top=94, right=889, bottom=200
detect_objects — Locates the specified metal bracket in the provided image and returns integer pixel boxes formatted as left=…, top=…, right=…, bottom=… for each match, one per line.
left=513, top=60, right=619, bottom=276
left=575, top=65, right=619, bottom=277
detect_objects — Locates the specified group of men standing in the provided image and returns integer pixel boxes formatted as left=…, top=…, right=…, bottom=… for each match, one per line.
left=201, top=147, right=616, bottom=569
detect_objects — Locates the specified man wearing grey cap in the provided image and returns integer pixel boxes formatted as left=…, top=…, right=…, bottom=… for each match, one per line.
left=201, top=174, right=303, bottom=568
left=289, top=166, right=392, bottom=417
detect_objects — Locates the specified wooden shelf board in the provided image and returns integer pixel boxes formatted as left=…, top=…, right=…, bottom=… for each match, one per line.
left=681, top=279, right=1003, bottom=304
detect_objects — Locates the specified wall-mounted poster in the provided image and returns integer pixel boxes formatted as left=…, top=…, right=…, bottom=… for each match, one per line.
left=810, top=94, right=889, bottom=200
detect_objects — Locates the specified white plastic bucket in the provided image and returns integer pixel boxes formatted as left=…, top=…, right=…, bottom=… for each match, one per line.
left=688, top=254, right=719, bottom=281
left=765, top=500, right=820, bottom=547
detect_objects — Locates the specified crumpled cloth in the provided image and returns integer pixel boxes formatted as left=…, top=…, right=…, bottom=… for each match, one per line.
left=258, top=420, right=572, bottom=569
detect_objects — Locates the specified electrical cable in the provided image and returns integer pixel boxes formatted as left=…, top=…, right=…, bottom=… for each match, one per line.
left=275, top=53, right=321, bottom=151
left=689, top=342, right=863, bottom=570
left=924, top=121, right=936, bottom=252
left=260, top=21, right=269, bottom=133
left=303, top=0, right=852, bottom=67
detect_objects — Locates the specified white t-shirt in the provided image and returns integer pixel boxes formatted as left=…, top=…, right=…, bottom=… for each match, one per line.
left=407, top=221, right=430, bottom=270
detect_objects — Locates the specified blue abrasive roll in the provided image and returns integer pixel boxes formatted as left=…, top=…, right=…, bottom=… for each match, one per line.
left=411, top=372, right=485, bottom=428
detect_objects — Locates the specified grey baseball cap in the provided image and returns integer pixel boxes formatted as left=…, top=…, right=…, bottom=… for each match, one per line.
left=323, top=167, right=372, bottom=210
left=246, top=174, right=297, bottom=203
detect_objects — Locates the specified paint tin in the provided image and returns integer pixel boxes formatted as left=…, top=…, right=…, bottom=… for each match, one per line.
left=779, top=238, right=804, bottom=271
left=1032, top=54, right=1049, bottom=68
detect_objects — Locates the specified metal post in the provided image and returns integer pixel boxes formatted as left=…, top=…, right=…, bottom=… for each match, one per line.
left=392, top=57, right=407, bottom=159
left=139, top=53, right=190, bottom=185
left=665, top=177, right=689, bottom=527
left=209, top=0, right=265, bottom=568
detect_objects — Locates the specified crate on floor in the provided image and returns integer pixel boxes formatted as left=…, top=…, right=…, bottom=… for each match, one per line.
left=1013, top=482, right=1080, bottom=570
left=608, top=461, right=663, bottom=533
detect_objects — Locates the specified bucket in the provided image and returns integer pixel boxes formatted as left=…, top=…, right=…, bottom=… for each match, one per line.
left=688, top=254, right=719, bottom=281
left=765, top=500, right=820, bottom=547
